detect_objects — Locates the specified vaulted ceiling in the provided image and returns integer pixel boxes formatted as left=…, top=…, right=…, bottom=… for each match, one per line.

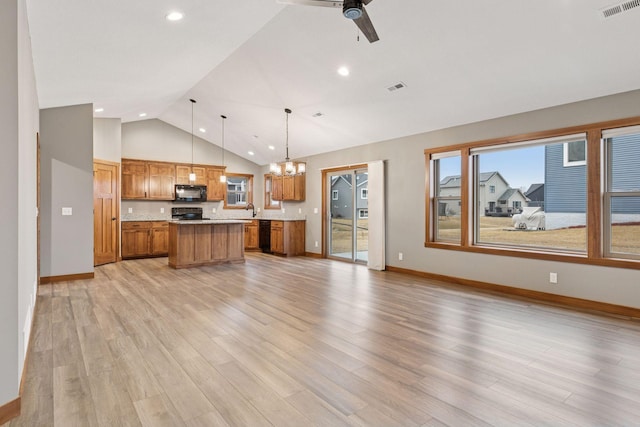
left=26, top=0, right=640, bottom=165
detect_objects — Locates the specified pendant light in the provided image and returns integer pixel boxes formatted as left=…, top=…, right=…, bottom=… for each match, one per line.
left=189, top=99, right=196, bottom=182
left=270, top=108, right=305, bottom=176
left=220, top=114, right=227, bottom=183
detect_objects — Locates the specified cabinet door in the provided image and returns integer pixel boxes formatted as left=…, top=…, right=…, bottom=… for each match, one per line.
left=282, top=176, right=295, bottom=200
left=122, top=229, right=151, bottom=258
left=294, top=175, right=305, bottom=201
left=206, top=167, right=226, bottom=201
left=272, top=175, right=283, bottom=201
left=244, top=222, right=259, bottom=250
left=122, top=160, right=148, bottom=199
left=151, top=222, right=169, bottom=255
left=148, top=163, right=175, bottom=200
left=270, top=221, right=284, bottom=254
left=176, top=165, right=206, bottom=185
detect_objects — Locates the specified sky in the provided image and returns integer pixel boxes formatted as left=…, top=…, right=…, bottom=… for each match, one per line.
left=439, top=145, right=545, bottom=191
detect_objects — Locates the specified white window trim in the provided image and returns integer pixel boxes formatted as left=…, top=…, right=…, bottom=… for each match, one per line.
left=332, top=190, right=339, bottom=200
left=563, top=140, right=587, bottom=167
left=361, top=188, right=368, bottom=199
left=359, top=209, right=369, bottom=219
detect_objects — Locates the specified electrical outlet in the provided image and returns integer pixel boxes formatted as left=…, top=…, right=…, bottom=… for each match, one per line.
left=298, top=208, right=302, bottom=214
left=282, top=208, right=286, bottom=214
left=314, top=207, right=318, bottom=214
left=399, top=252, right=403, bottom=261
left=212, top=208, right=216, bottom=213
left=128, top=207, right=133, bottom=214
left=315, top=241, right=319, bottom=247
left=549, top=272, right=558, bottom=284
left=257, top=208, right=261, bottom=213
left=160, top=207, right=165, bottom=214
left=61, top=207, right=72, bottom=216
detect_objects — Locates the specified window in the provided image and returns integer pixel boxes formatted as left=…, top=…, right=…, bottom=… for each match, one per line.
left=359, top=209, right=369, bottom=219
left=472, top=134, right=587, bottom=251
left=224, top=173, right=253, bottom=208
left=332, top=190, right=339, bottom=200
left=603, top=125, right=640, bottom=260
left=431, top=152, right=461, bottom=243
left=361, top=188, right=368, bottom=199
left=489, top=185, right=495, bottom=193
left=264, top=174, right=281, bottom=210
left=563, top=140, right=586, bottom=167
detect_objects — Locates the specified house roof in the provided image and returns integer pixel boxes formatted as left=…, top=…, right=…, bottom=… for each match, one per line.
left=498, top=188, right=529, bottom=202
left=525, top=183, right=544, bottom=196
left=440, top=171, right=506, bottom=188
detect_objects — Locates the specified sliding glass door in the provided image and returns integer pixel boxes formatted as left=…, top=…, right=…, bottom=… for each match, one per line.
left=327, top=168, right=368, bottom=263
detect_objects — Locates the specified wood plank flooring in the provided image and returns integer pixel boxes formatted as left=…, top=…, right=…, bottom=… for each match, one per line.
left=6, top=253, right=640, bottom=426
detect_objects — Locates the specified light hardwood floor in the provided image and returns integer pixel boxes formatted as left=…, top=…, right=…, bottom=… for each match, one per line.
left=6, top=253, right=640, bottom=426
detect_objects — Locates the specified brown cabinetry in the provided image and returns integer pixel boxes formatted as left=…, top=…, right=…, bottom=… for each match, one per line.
left=148, top=163, right=175, bottom=200
left=206, top=167, right=226, bottom=201
left=272, top=174, right=305, bottom=201
left=244, top=219, right=259, bottom=251
left=176, top=165, right=206, bottom=185
left=122, top=159, right=175, bottom=200
left=122, top=221, right=169, bottom=259
left=270, top=220, right=305, bottom=256
left=168, top=222, right=245, bottom=268
left=122, top=160, right=148, bottom=199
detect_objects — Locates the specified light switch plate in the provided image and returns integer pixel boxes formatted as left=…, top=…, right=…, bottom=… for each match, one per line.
left=128, top=207, right=133, bottom=214
left=61, top=207, right=72, bottom=216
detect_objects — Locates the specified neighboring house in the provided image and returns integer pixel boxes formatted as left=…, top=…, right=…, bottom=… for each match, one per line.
left=331, top=175, right=369, bottom=219
left=545, top=135, right=640, bottom=228
left=525, top=183, right=544, bottom=209
left=440, top=171, right=526, bottom=216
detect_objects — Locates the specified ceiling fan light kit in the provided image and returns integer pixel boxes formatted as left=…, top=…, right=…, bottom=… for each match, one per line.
left=342, top=0, right=362, bottom=19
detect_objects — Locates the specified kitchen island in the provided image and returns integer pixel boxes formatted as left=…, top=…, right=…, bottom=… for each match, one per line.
left=168, top=219, right=249, bottom=269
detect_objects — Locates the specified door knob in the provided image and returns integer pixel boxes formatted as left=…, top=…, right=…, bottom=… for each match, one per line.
left=112, top=217, right=117, bottom=221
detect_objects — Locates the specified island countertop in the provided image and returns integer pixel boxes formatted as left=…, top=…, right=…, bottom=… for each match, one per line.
left=167, top=219, right=251, bottom=225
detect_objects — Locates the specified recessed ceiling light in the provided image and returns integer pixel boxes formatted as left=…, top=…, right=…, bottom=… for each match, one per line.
left=268, top=145, right=275, bottom=150
left=248, top=151, right=255, bottom=156
left=139, top=113, right=147, bottom=117
left=337, top=66, right=350, bottom=76
left=94, top=108, right=104, bottom=113
left=199, top=128, right=206, bottom=133
left=165, top=11, right=184, bottom=21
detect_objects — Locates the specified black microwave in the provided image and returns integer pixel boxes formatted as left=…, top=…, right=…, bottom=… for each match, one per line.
left=174, top=184, right=207, bottom=202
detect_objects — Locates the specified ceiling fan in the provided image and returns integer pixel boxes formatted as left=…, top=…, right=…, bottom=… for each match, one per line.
left=277, top=0, right=379, bottom=43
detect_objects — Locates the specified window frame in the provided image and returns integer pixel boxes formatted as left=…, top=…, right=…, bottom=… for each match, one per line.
left=359, top=209, right=369, bottom=219
left=223, top=173, right=253, bottom=209
left=361, top=188, right=368, bottom=199
left=424, top=115, right=640, bottom=270
left=263, top=174, right=281, bottom=210
left=563, top=140, right=587, bottom=167
left=332, top=190, right=339, bottom=201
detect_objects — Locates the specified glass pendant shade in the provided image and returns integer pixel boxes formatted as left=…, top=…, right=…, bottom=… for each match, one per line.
left=285, top=161, right=295, bottom=174
left=297, top=163, right=306, bottom=174
left=189, top=172, right=196, bottom=182
left=220, top=174, right=226, bottom=183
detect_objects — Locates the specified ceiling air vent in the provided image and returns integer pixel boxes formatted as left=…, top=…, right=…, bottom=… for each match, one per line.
left=312, top=112, right=323, bottom=117
left=387, top=82, right=407, bottom=92
left=600, top=0, right=640, bottom=18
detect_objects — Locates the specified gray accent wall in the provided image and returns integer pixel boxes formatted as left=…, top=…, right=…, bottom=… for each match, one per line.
left=297, top=89, right=640, bottom=310
left=40, top=104, right=94, bottom=277
left=0, top=0, right=39, bottom=408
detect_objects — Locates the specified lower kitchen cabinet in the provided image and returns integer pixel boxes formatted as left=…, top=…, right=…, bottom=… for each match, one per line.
left=270, top=220, right=305, bottom=256
left=244, top=219, right=259, bottom=251
left=122, top=221, right=169, bottom=259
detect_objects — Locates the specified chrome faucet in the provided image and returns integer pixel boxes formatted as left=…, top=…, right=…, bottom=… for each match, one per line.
left=246, top=202, right=257, bottom=218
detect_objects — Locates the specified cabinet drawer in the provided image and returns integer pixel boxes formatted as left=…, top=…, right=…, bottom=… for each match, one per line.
left=151, top=221, right=168, bottom=228
left=271, top=221, right=284, bottom=230
left=122, top=221, right=152, bottom=230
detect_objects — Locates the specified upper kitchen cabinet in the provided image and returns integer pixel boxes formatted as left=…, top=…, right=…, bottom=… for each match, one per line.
left=272, top=174, right=305, bottom=201
left=122, top=159, right=176, bottom=200
left=206, top=167, right=226, bottom=201
left=176, top=165, right=206, bottom=185
left=271, top=162, right=306, bottom=202
left=148, top=162, right=175, bottom=200
left=122, top=160, right=148, bottom=199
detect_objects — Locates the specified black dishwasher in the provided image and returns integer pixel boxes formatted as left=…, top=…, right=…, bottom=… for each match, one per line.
left=259, top=220, right=272, bottom=253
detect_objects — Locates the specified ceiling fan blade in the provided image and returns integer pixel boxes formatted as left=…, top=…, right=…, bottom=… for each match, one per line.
left=353, top=5, right=379, bottom=43
left=276, top=0, right=343, bottom=8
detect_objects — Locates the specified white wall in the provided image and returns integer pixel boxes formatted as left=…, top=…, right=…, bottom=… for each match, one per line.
left=93, top=118, right=121, bottom=163
left=298, top=89, right=640, bottom=310
left=0, top=0, right=39, bottom=408
left=40, top=104, right=94, bottom=277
